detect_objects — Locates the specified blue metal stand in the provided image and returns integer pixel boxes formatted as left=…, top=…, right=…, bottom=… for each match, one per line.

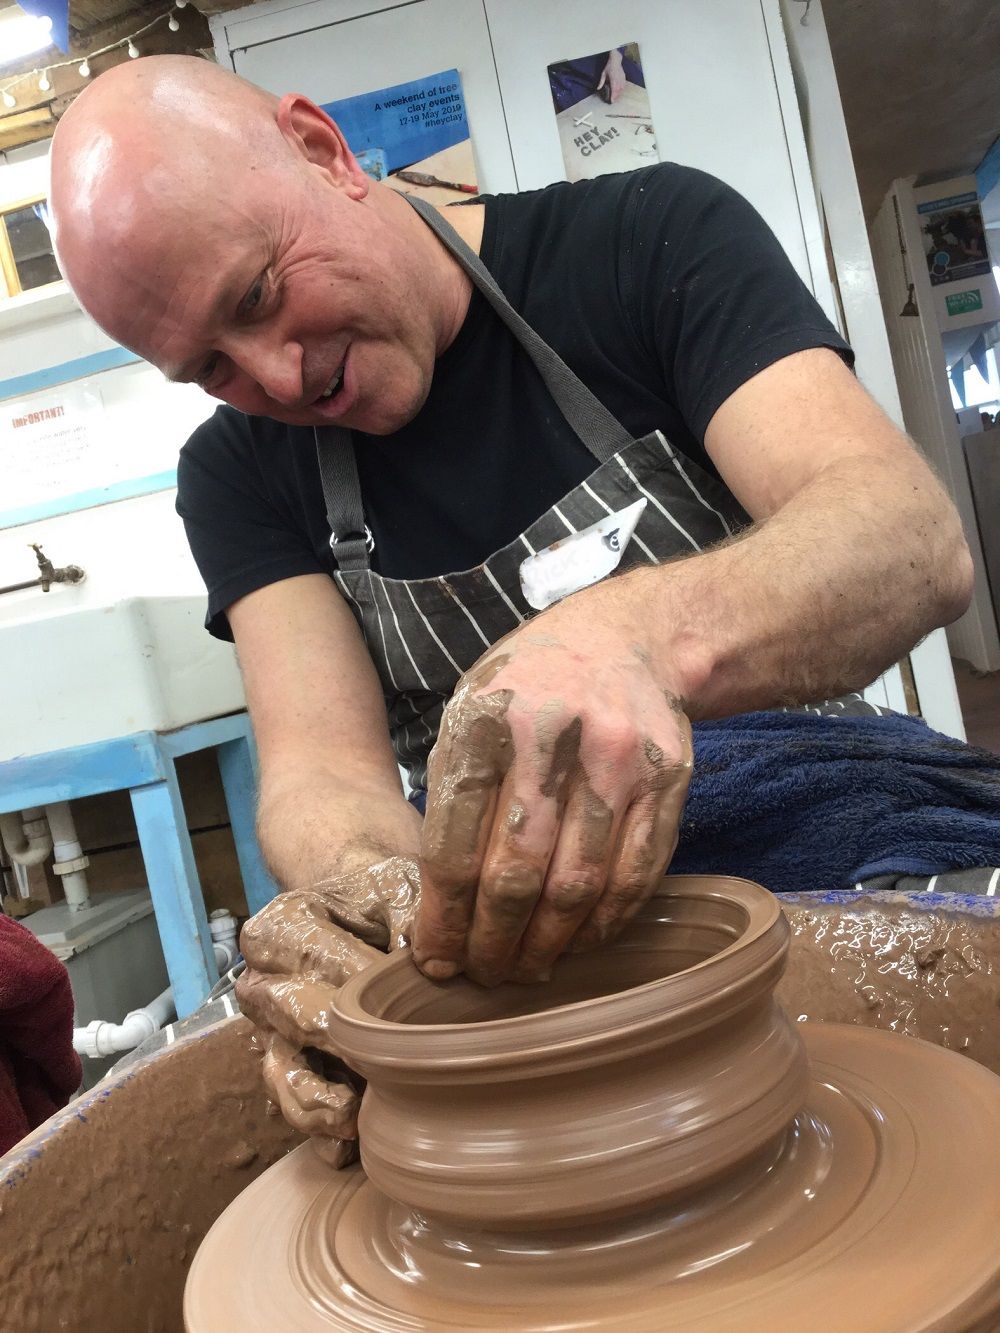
left=0, top=712, right=278, bottom=1017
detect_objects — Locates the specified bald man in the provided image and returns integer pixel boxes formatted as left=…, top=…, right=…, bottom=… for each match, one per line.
left=51, top=57, right=973, bottom=1159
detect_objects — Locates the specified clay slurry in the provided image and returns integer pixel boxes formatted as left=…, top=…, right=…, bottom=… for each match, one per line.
left=778, top=891, right=1000, bottom=1073
left=187, top=875, right=1000, bottom=1331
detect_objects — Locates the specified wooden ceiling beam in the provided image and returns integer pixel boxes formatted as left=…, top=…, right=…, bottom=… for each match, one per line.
left=0, top=4, right=212, bottom=153
left=0, top=107, right=55, bottom=153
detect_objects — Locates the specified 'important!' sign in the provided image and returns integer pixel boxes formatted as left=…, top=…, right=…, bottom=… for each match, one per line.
left=2, top=383, right=105, bottom=513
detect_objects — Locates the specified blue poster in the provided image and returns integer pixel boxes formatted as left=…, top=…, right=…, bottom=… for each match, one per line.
left=320, top=69, right=477, bottom=197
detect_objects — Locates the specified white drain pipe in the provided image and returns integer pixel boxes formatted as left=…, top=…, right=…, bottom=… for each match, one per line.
left=0, top=803, right=92, bottom=910
left=44, top=801, right=91, bottom=911
left=75, top=985, right=177, bottom=1059
left=209, top=908, right=238, bottom=959
left=0, top=807, right=53, bottom=867
left=73, top=938, right=238, bottom=1059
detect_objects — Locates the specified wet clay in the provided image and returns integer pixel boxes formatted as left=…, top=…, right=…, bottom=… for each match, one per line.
left=420, top=649, right=515, bottom=888
left=778, top=892, right=1000, bottom=1075
left=417, top=643, right=693, bottom=984
left=186, top=876, right=1000, bottom=1332
left=236, top=858, right=425, bottom=1165
left=0, top=1017, right=302, bottom=1333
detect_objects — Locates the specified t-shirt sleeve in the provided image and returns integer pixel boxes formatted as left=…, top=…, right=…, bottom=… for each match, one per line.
left=620, top=164, right=853, bottom=441
left=176, top=407, right=325, bottom=641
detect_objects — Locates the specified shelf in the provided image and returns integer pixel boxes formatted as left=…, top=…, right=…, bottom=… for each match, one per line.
left=0, top=281, right=80, bottom=333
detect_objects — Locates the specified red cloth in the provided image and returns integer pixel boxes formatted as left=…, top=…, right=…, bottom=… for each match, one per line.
left=0, top=915, right=81, bottom=1155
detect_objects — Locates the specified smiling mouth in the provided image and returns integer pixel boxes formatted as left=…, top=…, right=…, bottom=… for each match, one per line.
left=316, top=362, right=345, bottom=404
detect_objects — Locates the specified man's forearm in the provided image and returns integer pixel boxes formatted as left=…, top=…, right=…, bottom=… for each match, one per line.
left=610, top=450, right=973, bottom=718
left=257, top=768, right=422, bottom=893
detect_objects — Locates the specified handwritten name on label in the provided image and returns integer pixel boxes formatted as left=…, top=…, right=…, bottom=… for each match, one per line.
left=519, top=499, right=647, bottom=611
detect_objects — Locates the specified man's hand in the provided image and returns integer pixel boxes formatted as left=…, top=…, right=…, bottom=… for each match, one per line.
left=413, top=583, right=693, bottom=986
left=597, top=50, right=627, bottom=103
left=236, top=857, right=419, bottom=1165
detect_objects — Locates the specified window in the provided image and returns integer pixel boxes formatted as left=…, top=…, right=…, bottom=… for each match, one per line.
left=949, top=344, right=1000, bottom=414
left=0, top=196, right=61, bottom=297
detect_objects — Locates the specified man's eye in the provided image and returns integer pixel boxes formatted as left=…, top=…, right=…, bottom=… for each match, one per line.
left=243, top=279, right=264, bottom=313
left=199, top=354, right=220, bottom=386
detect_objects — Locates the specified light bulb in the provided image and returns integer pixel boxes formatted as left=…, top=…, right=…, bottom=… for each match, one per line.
left=168, top=13, right=179, bottom=29
left=2, top=90, right=15, bottom=109
left=1, top=13, right=52, bottom=62
left=78, top=59, right=91, bottom=77
left=176, top=1, right=188, bottom=7
left=39, top=71, right=51, bottom=92
left=127, top=40, right=139, bottom=58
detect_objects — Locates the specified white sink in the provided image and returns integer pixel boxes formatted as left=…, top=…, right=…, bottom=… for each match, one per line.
left=0, top=587, right=244, bottom=762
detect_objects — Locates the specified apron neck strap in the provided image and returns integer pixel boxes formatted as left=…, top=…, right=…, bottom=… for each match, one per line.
left=317, top=193, right=634, bottom=571
left=404, top=194, right=632, bottom=461
left=314, top=425, right=372, bottom=572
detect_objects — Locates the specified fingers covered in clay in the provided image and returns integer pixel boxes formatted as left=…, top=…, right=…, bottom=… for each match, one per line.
left=572, top=720, right=693, bottom=951
left=464, top=710, right=620, bottom=984
left=510, top=779, right=621, bottom=981
left=308, top=856, right=421, bottom=952
left=461, top=783, right=562, bottom=984
left=262, top=1033, right=361, bottom=1151
left=240, top=860, right=420, bottom=980
left=237, top=862, right=423, bottom=1157
left=416, top=670, right=512, bottom=978
left=237, top=971, right=353, bottom=1059
left=505, top=707, right=666, bottom=978
left=241, top=976, right=365, bottom=1167
left=415, top=614, right=695, bottom=986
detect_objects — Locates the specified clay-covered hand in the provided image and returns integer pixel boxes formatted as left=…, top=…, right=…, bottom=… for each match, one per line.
left=235, top=857, right=419, bottom=1165
left=413, top=586, right=693, bottom=987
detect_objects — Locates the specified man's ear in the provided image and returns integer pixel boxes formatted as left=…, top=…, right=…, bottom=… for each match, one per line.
left=275, top=94, right=369, bottom=198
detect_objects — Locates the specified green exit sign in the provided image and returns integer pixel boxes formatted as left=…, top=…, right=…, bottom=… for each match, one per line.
left=945, top=289, right=984, bottom=316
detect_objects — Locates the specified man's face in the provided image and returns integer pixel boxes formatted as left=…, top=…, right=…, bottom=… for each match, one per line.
left=109, top=160, right=440, bottom=434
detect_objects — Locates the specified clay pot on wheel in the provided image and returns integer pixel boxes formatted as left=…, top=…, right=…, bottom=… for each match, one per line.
left=186, top=875, right=1000, bottom=1333
left=330, top=877, right=808, bottom=1227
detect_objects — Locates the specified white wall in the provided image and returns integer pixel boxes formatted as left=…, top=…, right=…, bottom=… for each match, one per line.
left=0, top=146, right=217, bottom=611
left=0, top=488, right=205, bottom=608
left=779, top=0, right=966, bottom=738
left=871, top=179, right=1000, bottom=676
left=214, top=0, right=836, bottom=319
left=0, top=143, right=49, bottom=207
left=0, top=148, right=241, bottom=755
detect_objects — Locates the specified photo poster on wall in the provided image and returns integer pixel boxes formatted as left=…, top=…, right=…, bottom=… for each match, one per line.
left=320, top=69, right=478, bottom=206
left=918, top=191, right=992, bottom=287
left=547, top=43, right=658, bottom=184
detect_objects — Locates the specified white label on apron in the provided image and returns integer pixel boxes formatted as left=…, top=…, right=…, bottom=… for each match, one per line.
left=518, top=498, right=647, bottom=611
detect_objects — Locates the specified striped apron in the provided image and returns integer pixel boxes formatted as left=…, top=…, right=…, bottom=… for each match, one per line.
left=313, top=195, right=740, bottom=792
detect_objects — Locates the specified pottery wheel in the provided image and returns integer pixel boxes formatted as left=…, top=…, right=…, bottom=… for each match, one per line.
left=186, top=1024, right=1000, bottom=1331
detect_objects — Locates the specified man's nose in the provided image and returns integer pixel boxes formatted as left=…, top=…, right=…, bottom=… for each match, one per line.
left=229, top=335, right=304, bottom=407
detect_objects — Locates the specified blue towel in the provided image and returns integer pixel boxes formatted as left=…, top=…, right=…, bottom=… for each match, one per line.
left=672, top=711, right=1000, bottom=892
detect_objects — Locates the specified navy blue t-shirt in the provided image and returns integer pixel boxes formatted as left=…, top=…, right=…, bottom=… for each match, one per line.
left=177, top=164, right=852, bottom=639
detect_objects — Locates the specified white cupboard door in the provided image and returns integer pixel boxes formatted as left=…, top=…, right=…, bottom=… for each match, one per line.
left=483, top=0, right=817, bottom=292
left=217, top=0, right=517, bottom=195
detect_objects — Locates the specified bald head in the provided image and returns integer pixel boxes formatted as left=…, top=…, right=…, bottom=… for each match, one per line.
left=48, top=55, right=472, bottom=434
left=50, top=57, right=292, bottom=340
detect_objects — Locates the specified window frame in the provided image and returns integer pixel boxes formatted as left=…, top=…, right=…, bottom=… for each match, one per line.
left=0, top=192, right=59, bottom=298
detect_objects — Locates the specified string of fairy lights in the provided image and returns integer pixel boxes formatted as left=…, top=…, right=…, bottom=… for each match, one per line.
left=1, top=1, right=193, bottom=110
